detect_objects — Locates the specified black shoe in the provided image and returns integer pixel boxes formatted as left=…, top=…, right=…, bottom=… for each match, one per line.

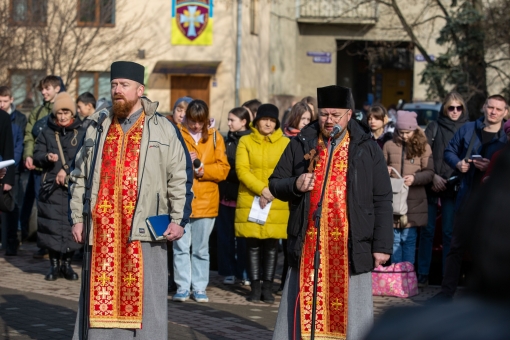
left=418, top=274, right=429, bottom=287
left=5, top=245, right=18, bottom=256
left=261, top=280, right=275, bottom=304
left=45, top=257, right=60, bottom=281
left=168, top=280, right=177, bottom=293
left=247, top=280, right=261, bottom=302
left=60, top=255, right=79, bottom=280
left=33, top=248, right=48, bottom=259
left=275, top=286, right=284, bottom=296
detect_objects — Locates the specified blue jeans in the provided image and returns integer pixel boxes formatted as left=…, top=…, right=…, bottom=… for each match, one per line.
left=417, top=197, right=455, bottom=276
left=392, top=227, right=418, bottom=264
left=173, top=217, right=215, bottom=292
left=215, top=204, right=247, bottom=279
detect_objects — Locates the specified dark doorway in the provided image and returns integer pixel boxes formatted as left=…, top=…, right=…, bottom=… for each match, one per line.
left=170, top=76, right=211, bottom=109
left=336, top=41, right=414, bottom=109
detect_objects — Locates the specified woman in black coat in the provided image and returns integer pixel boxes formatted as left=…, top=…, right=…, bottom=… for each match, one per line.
left=34, top=92, right=86, bottom=281
left=215, top=107, right=251, bottom=286
left=417, top=92, right=468, bottom=285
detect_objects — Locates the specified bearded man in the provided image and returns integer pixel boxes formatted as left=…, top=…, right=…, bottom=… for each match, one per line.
left=70, top=61, right=193, bottom=339
left=269, top=85, right=393, bottom=340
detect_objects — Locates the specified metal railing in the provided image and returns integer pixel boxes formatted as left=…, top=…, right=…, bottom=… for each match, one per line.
left=298, top=0, right=378, bottom=23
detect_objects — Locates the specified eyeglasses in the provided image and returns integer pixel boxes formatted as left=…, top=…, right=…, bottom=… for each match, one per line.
left=319, top=110, right=350, bottom=120
left=447, top=106, right=463, bottom=112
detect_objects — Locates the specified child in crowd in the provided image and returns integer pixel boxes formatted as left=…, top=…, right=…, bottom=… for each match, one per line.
left=383, top=111, right=434, bottom=265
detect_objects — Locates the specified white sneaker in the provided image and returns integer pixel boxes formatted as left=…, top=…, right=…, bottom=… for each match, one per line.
left=223, top=276, right=236, bottom=285
left=241, top=279, right=251, bottom=286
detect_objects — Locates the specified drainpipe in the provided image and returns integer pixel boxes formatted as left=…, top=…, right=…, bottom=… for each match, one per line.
left=235, top=0, right=242, bottom=107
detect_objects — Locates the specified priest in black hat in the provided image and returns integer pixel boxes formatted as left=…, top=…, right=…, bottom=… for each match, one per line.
left=69, top=61, right=193, bottom=339
left=269, top=85, right=393, bottom=339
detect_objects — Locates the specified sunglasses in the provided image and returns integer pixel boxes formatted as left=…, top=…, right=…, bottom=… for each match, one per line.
left=447, top=105, right=463, bottom=112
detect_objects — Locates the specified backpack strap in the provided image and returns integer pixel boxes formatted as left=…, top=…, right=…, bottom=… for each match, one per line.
left=429, top=121, right=439, bottom=148
left=401, top=142, right=406, bottom=176
left=54, top=131, right=68, bottom=171
left=35, top=104, right=45, bottom=121
left=463, top=130, right=478, bottom=162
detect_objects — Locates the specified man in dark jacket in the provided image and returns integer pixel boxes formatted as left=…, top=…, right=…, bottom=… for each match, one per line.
left=0, top=109, right=15, bottom=217
left=270, top=85, right=393, bottom=340
left=437, top=94, right=508, bottom=300
left=0, top=86, right=27, bottom=255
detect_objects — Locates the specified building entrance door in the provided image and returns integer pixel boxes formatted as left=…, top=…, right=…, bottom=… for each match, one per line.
left=170, top=76, right=210, bottom=110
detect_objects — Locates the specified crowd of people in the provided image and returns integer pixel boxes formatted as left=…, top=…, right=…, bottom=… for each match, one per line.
left=0, top=63, right=509, bottom=339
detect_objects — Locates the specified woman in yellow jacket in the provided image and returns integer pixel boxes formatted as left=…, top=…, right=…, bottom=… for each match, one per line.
left=235, top=104, right=290, bottom=303
left=173, top=100, right=230, bottom=303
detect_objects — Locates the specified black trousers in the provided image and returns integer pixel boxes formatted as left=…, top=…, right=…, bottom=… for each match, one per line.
left=440, top=211, right=471, bottom=296
left=2, top=173, right=20, bottom=252
left=246, top=238, right=278, bottom=282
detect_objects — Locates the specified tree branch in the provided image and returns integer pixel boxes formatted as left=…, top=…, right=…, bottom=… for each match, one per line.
left=389, top=0, right=445, bottom=96
left=411, top=15, right=447, bottom=27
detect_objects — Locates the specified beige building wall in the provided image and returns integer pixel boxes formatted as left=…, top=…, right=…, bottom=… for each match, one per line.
left=289, top=0, right=447, bottom=104
left=10, top=0, right=505, bottom=128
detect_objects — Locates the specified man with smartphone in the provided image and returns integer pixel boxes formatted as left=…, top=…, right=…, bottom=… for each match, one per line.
left=436, top=95, right=508, bottom=300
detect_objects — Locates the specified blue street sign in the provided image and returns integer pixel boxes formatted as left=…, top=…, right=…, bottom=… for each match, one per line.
left=313, top=56, right=331, bottom=64
left=307, top=52, right=331, bottom=57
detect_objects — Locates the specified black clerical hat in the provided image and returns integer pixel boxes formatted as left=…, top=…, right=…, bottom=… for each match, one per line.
left=110, top=61, right=145, bottom=85
left=317, top=85, right=354, bottom=110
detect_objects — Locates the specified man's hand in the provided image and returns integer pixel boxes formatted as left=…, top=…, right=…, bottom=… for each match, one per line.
left=56, top=169, right=67, bottom=186
left=403, top=175, right=415, bottom=187
left=472, top=158, right=490, bottom=172
left=296, top=173, right=315, bottom=192
left=456, top=159, right=470, bottom=173
left=25, top=157, right=35, bottom=170
left=163, top=222, right=184, bottom=242
left=431, top=174, right=447, bottom=192
left=373, top=252, right=390, bottom=268
left=0, top=168, right=6, bottom=179
left=3, top=183, right=12, bottom=191
left=72, top=223, right=84, bottom=243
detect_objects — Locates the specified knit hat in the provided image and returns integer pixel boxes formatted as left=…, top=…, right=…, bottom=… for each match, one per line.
left=253, top=103, right=280, bottom=130
left=504, top=120, right=510, bottom=135
left=173, top=97, right=193, bottom=111
left=396, top=110, right=418, bottom=131
left=52, top=92, right=76, bottom=116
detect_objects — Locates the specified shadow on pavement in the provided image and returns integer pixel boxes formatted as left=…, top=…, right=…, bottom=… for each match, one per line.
left=0, top=290, right=76, bottom=340
left=168, top=300, right=275, bottom=339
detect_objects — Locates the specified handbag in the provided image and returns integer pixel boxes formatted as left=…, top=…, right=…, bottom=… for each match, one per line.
left=389, top=167, right=409, bottom=216
left=0, top=184, right=15, bottom=213
left=39, top=179, right=59, bottom=202
left=372, top=262, right=419, bottom=298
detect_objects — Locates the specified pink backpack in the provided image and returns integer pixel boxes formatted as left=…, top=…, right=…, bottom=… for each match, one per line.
left=372, top=262, right=418, bottom=298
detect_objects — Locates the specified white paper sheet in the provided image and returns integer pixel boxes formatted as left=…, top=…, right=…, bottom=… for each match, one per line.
left=0, top=159, right=15, bottom=169
left=248, top=196, right=272, bottom=225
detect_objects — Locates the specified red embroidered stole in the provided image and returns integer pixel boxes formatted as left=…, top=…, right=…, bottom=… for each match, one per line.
left=89, top=113, right=145, bottom=329
left=300, top=133, right=350, bottom=340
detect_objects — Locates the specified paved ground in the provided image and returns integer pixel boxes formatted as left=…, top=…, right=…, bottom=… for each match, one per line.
left=0, top=242, right=443, bottom=340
